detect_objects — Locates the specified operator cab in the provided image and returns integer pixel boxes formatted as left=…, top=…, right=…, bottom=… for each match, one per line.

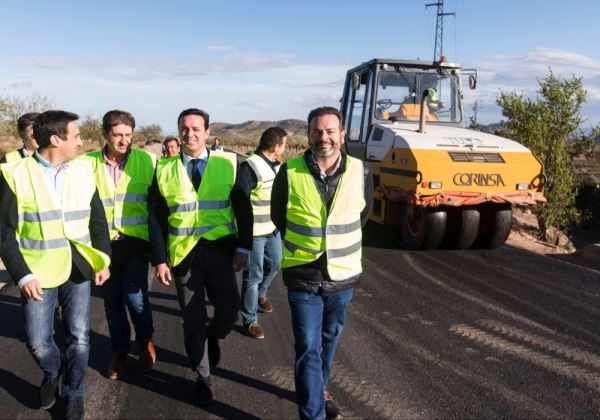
left=341, top=58, right=475, bottom=161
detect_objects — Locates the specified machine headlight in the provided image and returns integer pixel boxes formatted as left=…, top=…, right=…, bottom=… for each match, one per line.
left=429, top=181, right=443, bottom=189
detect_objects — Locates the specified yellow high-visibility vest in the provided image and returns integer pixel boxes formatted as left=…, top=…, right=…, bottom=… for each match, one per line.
left=1, top=158, right=110, bottom=288
left=245, top=153, right=278, bottom=236
left=282, top=155, right=365, bottom=280
left=4, top=150, right=23, bottom=162
left=156, top=151, right=237, bottom=267
left=82, top=149, right=156, bottom=241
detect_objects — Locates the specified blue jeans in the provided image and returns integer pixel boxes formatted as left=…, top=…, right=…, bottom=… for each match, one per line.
left=288, top=287, right=353, bottom=420
left=241, top=232, right=282, bottom=325
left=21, top=279, right=91, bottom=404
left=101, top=249, right=153, bottom=352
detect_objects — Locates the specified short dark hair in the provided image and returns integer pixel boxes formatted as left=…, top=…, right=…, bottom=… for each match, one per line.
left=17, top=112, right=40, bottom=139
left=258, top=126, right=287, bottom=151
left=307, top=106, right=343, bottom=130
left=163, top=136, right=179, bottom=146
left=33, top=110, right=79, bottom=149
left=102, top=110, right=135, bottom=134
left=178, top=108, right=209, bottom=130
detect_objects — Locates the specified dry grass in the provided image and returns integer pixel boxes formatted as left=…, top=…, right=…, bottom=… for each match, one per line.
left=0, top=136, right=20, bottom=155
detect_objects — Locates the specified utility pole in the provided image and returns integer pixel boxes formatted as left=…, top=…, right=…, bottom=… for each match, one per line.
left=425, top=0, right=455, bottom=62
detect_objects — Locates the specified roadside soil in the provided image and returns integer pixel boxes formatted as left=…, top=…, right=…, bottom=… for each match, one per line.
left=508, top=207, right=600, bottom=272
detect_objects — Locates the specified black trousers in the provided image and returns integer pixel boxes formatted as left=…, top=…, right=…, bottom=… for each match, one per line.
left=174, top=246, right=240, bottom=378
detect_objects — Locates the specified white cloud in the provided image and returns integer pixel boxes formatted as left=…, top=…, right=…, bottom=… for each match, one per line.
left=464, top=48, right=600, bottom=125
left=289, top=93, right=340, bottom=108
left=12, top=48, right=295, bottom=79
left=6, top=81, right=32, bottom=89
left=8, top=62, right=349, bottom=131
left=235, top=100, right=269, bottom=109
left=203, top=45, right=234, bottom=52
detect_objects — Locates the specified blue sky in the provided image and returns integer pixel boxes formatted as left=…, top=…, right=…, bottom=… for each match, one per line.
left=1, top=0, right=599, bottom=134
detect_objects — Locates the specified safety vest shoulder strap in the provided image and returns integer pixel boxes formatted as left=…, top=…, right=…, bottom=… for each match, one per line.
left=329, top=156, right=366, bottom=212
left=129, top=148, right=157, bottom=167
left=246, top=153, right=276, bottom=182
left=5, top=150, right=24, bottom=162
left=208, top=150, right=237, bottom=169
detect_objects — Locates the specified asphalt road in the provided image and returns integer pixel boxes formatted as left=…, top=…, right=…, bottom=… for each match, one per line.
left=1, top=221, right=600, bottom=419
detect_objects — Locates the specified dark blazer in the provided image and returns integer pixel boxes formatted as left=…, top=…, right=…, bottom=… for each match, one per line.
left=0, top=160, right=111, bottom=284
left=148, top=150, right=253, bottom=275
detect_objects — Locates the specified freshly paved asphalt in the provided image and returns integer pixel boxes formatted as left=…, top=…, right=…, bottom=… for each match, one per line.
left=1, top=221, right=600, bottom=419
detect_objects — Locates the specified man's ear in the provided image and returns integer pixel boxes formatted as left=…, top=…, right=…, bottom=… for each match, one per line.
left=48, top=134, right=62, bottom=148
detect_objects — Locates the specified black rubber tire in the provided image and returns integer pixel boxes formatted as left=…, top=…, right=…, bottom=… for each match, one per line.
left=400, top=202, right=447, bottom=250
left=442, top=206, right=481, bottom=249
left=456, top=207, right=481, bottom=249
left=476, top=203, right=513, bottom=249
left=441, top=207, right=460, bottom=249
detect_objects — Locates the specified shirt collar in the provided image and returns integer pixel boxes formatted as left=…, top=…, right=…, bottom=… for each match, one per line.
left=182, top=147, right=208, bottom=166
left=308, top=151, right=342, bottom=180
left=34, top=150, right=69, bottom=170
left=102, top=146, right=131, bottom=166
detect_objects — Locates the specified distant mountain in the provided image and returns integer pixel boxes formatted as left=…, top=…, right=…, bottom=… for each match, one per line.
left=482, top=122, right=504, bottom=133
left=211, top=119, right=307, bottom=139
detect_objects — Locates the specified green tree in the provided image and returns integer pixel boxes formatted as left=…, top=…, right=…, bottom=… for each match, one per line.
left=497, top=69, right=597, bottom=238
left=133, top=124, right=163, bottom=145
left=79, top=115, right=104, bottom=145
left=0, top=93, right=52, bottom=137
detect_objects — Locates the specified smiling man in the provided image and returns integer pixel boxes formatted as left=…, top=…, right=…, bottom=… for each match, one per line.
left=83, top=110, right=157, bottom=380
left=163, top=136, right=180, bottom=157
left=148, top=108, right=252, bottom=406
left=0, top=110, right=111, bottom=420
left=271, top=106, right=372, bottom=420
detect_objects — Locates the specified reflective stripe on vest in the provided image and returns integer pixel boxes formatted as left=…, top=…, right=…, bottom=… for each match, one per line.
left=246, top=153, right=278, bottom=236
left=82, top=149, right=156, bottom=241
left=282, top=155, right=365, bottom=280
left=156, top=151, right=237, bottom=267
left=1, top=158, right=110, bottom=288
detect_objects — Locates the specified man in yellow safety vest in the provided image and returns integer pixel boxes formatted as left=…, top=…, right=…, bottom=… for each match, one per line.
left=0, top=110, right=111, bottom=420
left=238, top=126, right=287, bottom=339
left=148, top=108, right=252, bottom=406
left=271, top=106, right=372, bottom=420
left=0, top=112, right=40, bottom=163
left=83, top=110, right=157, bottom=381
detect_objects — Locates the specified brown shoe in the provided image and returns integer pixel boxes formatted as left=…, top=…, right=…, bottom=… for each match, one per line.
left=138, top=339, right=156, bottom=372
left=243, top=323, right=265, bottom=339
left=258, top=297, right=273, bottom=313
left=324, top=390, right=342, bottom=419
left=107, top=351, right=128, bottom=380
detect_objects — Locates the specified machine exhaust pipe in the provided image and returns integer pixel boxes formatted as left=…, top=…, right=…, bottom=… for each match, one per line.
left=418, top=90, right=429, bottom=133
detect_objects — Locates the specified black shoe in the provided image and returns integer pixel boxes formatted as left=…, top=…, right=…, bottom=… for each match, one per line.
left=65, top=397, right=85, bottom=420
left=39, top=376, right=59, bottom=409
left=194, top=377, right=213, bottom=406
left=207, top=336, right=220, bottom=367
left=325, top=391, right=342, bottom=419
